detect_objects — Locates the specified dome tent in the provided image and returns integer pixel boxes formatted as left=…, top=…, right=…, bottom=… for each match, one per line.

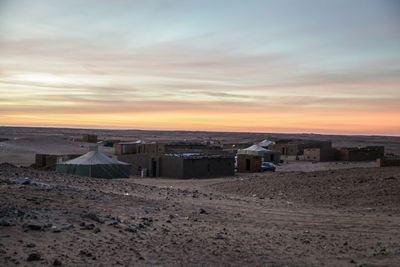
left=237, top=144, right=269, bottom=156
left=258, top=139, right=275, bottom=148
left=56, top=150, right=131, bottom=178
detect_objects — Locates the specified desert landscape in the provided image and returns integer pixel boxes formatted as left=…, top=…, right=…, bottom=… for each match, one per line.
left=2, top=0, right=400, bottom=266
left=0, top=126, right=399, bottom=266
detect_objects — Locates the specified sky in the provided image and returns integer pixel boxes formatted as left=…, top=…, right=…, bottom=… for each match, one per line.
left=0, top=0, right=399, bottom=135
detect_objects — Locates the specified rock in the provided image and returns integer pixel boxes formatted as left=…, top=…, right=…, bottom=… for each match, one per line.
left=80, top=223, right=95, bottom=230
left=125, top=227, right=137, bottom=233
left=15, top=177, right=32, bottom=185
left=108, top=220, right=120, bottom=226
left=27, top=252, right=41, bottom=261
left=215, top=233, right=225, bottom=240
left=199, top=208, right=208, bottom=214
left=0, top=219, right=11, bottom=226
left=81, top=212, right=104, bottom=224
left=53, top=259, right=62, bottom=266
left=79, top=250, right=93, bottom=257
left=61, top=224, right=74, bottom=231
left=26, top=224, right=43, bottom=231
left=93, top=227, right=101, bottom=234
left=26, top=243, right=36, bottom=248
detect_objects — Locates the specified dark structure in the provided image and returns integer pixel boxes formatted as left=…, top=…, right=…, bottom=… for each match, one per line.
left=116, top=141, right=233, bottom=178
left=118, top=153, right=157, bottom=176
left=378, top=156, right=400, bottom=167
left=118, top=152, right=234, bottom=178
left=102, top=140, right=121, bottom=147
left=35, top=154, right=80, bottom=170
left=304, top=147, right=335, bottom=162
left=115, top=141, right=212, bottom=156
left=262, top=150, right=281, bottom=164
left=160, top=154, right=234, bottom=179
left=337, top=146, right=384, bottom=161
left=82, top=134, right=98, bottom=143
left=56, top=150, right=130, bottom=179
left=270, top=140, right=332, bottom=157
left=237, top=154, right=262, bottom=173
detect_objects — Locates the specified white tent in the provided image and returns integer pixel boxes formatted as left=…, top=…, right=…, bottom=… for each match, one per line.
left=237, top=144, right=269, bottom=156
left=258, top=139, right=275, bottom=148
left=56, top=151, right=130, bottom=178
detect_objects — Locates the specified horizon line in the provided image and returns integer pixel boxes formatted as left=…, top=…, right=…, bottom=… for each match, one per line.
left=1, top=124, right=399, bottom=138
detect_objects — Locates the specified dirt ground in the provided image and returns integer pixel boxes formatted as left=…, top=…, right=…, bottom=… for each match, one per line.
left=0, top=163, right=399, bottom=266
left=0, top=127, right=399, bottom=266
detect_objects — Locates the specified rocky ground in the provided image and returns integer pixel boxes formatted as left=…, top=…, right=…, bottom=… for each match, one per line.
left=1, top=163, right=399, bottom=266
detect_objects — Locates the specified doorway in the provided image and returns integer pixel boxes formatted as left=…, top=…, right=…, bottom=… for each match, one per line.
left=151, top=159, right=157, bottom=177
left=246, top=159, right=251, bottom=171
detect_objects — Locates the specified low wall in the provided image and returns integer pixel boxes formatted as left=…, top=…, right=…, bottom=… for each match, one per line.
left=378, top=158, right=400, bottom=167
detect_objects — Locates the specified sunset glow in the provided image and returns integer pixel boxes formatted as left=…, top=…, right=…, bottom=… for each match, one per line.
left=1, top=0, right=399, bottom=135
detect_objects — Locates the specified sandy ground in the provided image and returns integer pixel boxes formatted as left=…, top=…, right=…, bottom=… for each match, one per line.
left=0, top=127, right=399, bottom=266
left=0, top=164, right=399, bottom=266
left=277, top=161, right=378, bottom=172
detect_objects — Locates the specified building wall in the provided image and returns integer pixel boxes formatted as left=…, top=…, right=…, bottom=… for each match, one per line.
left=304, top=148, right=321, bottom=161
left=160, top=156, right=234, bottom=179
left=378, top=157, right=400, bottom=167
left=115, top=142, right=218, bottom=156
left=159, top=156, right=184, bottom=178
left=82, top=134, right=98, bottom=143
left=270, top=140, right=332, bottom=156
left=182, top=157, right=234, bottom=178
left=304, top=148, right=334, bottom=161
left=117, top=154, right=160, bottom=176
left=263, top=151, right=281, bottom=163
left=338, top=146, right=384, bottom=161
left=270, top=143, right=299, bottom=156
left=237, top=154, right=262, bottom=172
left=35, top=154, right=80, bottom=170
left=114, top=143, right=137, bottom=155
left=120, top=153, right=234, bottom=179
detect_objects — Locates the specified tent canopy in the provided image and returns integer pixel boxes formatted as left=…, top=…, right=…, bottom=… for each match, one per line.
left=56, top=151, right=130, bottom=179
left=62, top=150, right=129, bottom=165
left=258, top=139, right=275, bottom=147
left=237, top=144, right=270, bottom=156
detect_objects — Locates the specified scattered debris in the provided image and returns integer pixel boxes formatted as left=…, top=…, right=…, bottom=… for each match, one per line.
left=27, top=252, right=42, bottom=261
left=15, top=177, right=32, bottom=185
left=199, top=208, right=208, bottom=214
left=53, top=259, right=62, bottom=266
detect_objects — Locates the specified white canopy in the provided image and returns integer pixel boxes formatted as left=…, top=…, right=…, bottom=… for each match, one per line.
left=237, top=144, right=270, bottom=156
left=258, top=139, right=275, bottom=147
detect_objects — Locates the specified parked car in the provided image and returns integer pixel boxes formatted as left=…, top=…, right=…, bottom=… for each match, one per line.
left=261, top=162, right=276, bottom=172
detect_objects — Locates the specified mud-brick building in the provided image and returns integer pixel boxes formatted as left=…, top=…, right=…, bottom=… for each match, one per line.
left=304, top=147, right=336, bottom=162
left=116, top=141, right=232, bottom=178
left=237, top=144, right=281, bottom=164
left=237, top=154, right=262, bottom=173
left=115, top=141, right=213, bottom=156
left=160, top=154, right=235, bottom=179
left=270, top=140, right=332, bottom=157
left=338, top=146, right=384, bottom=161
left=377, top=156, right=400, bottom=167
left=35, top=154, right=81, bottom=170
left=82, top=134, right=98, bottom=143
left=118, top=152, right=234, bottom=178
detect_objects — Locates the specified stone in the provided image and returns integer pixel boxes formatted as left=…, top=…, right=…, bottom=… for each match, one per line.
left=27, top=252, right=41, bottom=261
